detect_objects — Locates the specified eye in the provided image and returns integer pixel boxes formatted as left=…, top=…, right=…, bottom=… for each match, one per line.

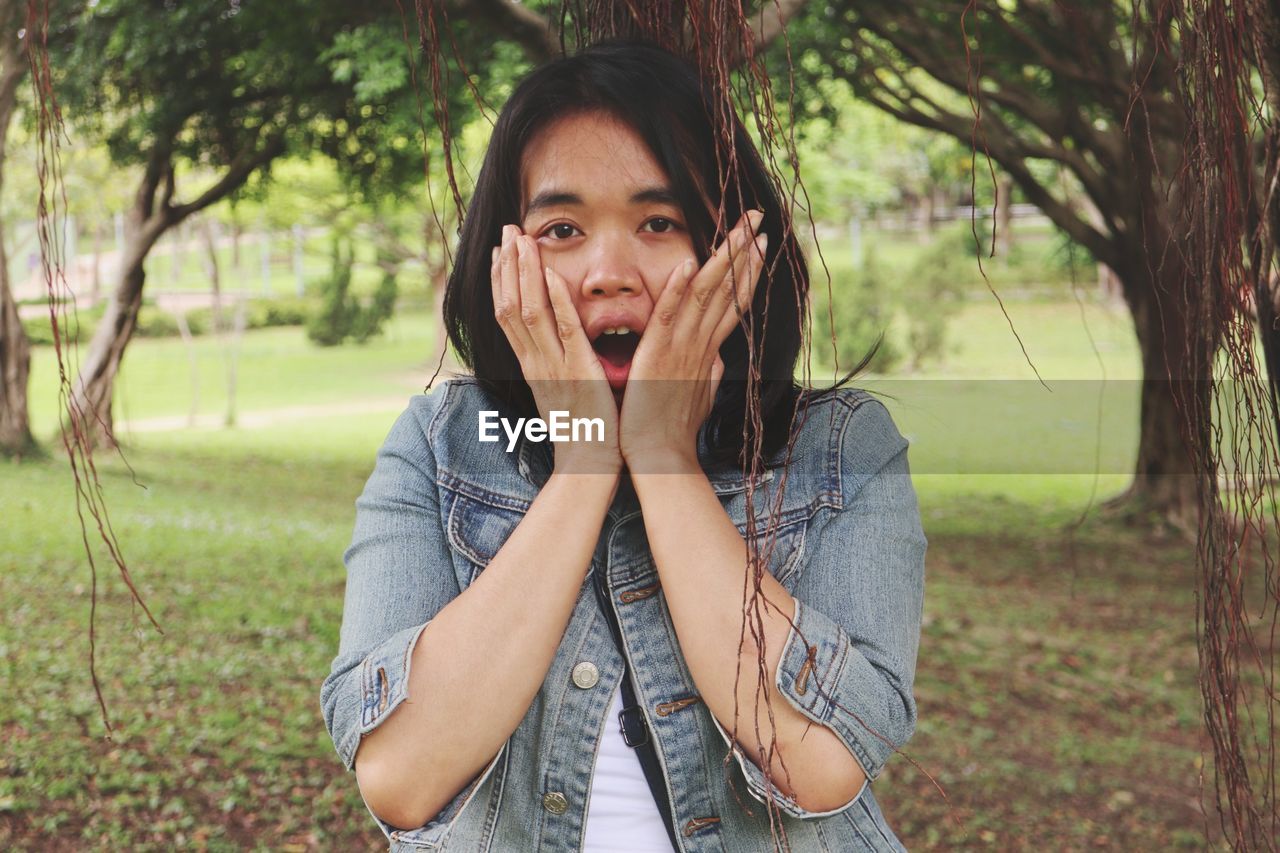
left=540, top=222, right=581, bottom=240
left=642, top=217, right=682, bottom=234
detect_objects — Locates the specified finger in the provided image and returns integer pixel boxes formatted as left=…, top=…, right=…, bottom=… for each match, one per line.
left=643, top=258, right=696, bottom=349
left=708, top=231, right=767, bottom=346
left=495, top=225, right=534, bottom=358
left=490, top=244, right=500, bottom=317
left=671, top=226, right=746, bottom=350
left=544, top=265, right=601, bottom=374
left=684, top=211, right=761, bottom=327
left=515, top=234, right=562, bottom=360
left=689, top=222, right=756, bottom=350
left=706, top=353, right=725, bottom=408
left=717, top=228, right=757, bottom=317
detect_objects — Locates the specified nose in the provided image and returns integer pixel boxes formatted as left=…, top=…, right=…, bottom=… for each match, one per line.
left=580, top=235, right=643, bottom=300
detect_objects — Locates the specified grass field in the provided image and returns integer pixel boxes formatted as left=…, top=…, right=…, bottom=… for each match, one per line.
left=0, top=290, right=1252, bottom=850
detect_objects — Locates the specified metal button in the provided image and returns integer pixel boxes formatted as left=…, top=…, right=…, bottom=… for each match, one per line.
left=542, top=791, right=569, bottom=815
left=571, top=661, right=600, bottom=689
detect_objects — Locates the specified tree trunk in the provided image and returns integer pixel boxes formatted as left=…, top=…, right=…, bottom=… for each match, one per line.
left=0, top=237, right=33, bottom=457
left=1253, top=29, right=1280, bottom=451
left=1118, top=375, right=1203, bottom=531
left=67, top=131, right=285, bottom=447
left=0, top=0, right=31, bottom=457
left=170, top=219, right=184, bottom=285
left=175, top=309, right=199, bottom=427
left=1256, top=271, right=1280, bottom=446
left=995, top=173, right=1014, bottom=263
left=90, top=221, right=103, bottom=304
left=431, top=267, right=451, bottom=375
left=202, top=216, right=222, bottom=300
left=231, top=221, right=242, bottom=271
left=70, top=213, right=167, bottom=448
left=1094, top=94, right=1217, bottom=532
left=1106, top=244, right=1212, bottom=533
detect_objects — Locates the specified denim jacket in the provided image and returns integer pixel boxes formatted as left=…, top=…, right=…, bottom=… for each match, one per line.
left=320, top=377, right=927, bottom=852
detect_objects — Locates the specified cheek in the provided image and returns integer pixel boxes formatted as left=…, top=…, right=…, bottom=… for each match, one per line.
left=644, top=241, right=697, bottom=302
left=641, top=275, right=664, bottom=304
left=546, top=257, right=589, bottom=303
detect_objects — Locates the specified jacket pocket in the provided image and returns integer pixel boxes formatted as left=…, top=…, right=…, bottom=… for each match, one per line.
left=443, top=488, right=528, bottom=586
left=735, top=514, right=808, bottom=588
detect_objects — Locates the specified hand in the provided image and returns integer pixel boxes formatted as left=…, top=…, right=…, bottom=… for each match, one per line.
left=491, top=224, right=623, bottom=475
left=619, top=210, right=768, bottom=471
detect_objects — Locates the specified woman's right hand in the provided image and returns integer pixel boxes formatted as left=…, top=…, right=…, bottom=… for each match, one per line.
left=491, top=224, right=623, bottom=476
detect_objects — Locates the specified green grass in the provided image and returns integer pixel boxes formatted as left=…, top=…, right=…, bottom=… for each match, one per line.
left=804, top=286, right=1142, bottom=381
left=0, top=292, right=1256, bottom=849
left=26, top=312, right=442, bottom=436
left=808, top=219, right=1078, bottom=278
left=0, top=440, right=374, bottom=850
left=887, top=502, right=1233, bottom=850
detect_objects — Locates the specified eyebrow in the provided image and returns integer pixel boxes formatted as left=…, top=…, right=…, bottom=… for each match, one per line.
left=524, top=185, right=681, bottom=217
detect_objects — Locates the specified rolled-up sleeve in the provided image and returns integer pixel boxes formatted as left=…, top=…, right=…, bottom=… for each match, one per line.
left=319, top=388, right=505, bottom=842
left=714, top=394, right=927, bottom=819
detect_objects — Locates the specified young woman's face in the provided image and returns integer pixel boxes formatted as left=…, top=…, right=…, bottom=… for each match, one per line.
left=519, top=111, right=698, bottom=386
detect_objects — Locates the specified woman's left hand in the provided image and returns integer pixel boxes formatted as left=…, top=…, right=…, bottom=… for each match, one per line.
left=619, top=209, right=767, bottom=471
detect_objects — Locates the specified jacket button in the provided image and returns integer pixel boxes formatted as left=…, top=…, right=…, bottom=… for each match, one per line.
left=571, top=661, right=600, bottom=689
left=542, top=791, right=569, bottom=815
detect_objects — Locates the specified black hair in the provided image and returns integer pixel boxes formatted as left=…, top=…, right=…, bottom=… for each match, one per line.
left=440, top=39, right=869, bottom=469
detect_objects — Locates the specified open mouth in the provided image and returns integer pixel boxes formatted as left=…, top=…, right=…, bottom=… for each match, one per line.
left=589, top=326, right=643, bottom=391
left=591, top=329, right=641, bottom=368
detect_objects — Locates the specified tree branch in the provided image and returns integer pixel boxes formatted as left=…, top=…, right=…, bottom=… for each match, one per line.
left=851, top=73, right=1118, bottom=268
left=751, top=0, right=807, bottom=54
left=454, top=0, right=559, bottom=62
left=168, top=131, right=287, bottom=222
left=135, top=142, right=172, bottom=223
left=859, top=8, right=1125, bottom=189
left=834, top=11, right=1128, bottom=257
left=159, top=162, right=176, bottom=213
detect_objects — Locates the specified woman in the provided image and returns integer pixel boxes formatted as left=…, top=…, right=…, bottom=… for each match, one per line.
left=320, top=40, right=926, bottom=852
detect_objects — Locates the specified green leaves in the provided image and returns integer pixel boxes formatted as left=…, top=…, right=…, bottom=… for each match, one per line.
left=323, top=26, right=409, bottom=104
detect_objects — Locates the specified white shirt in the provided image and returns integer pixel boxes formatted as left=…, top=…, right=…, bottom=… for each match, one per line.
left=582, top=685, right=674, bottom=852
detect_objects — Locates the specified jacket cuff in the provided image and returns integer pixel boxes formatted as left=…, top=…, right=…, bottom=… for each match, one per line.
left=776, top=597, right=914, bottom=781
left=360, top=621, right=429, bottom=732
left=709, top=705, right=870, bottom=820
left=325, top=618, right=509, bottom=844
left=328, top=620, right=429, bottom=771
left=709, top=593, right=916, bottom=819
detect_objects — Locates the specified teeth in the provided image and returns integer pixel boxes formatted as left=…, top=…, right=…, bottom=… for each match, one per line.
left=601, top=327, right=632, bottom=335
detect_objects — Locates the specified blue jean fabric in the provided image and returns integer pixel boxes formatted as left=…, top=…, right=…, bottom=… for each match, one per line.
left=320, top=378, right=927, bottom=851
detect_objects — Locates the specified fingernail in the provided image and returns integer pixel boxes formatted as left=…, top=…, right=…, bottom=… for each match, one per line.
left=682, top=258, right=695, bottom=277
left=755, top=234, right=768, bottom=254
left=492, top=246, right=499, bottom=264
left=544, top=266, right=555, bottom=281
left=747, top=209, right=764, bottom=230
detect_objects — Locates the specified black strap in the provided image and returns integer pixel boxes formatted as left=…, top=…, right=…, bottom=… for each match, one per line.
left=592, top=566, right=682, bottom=852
